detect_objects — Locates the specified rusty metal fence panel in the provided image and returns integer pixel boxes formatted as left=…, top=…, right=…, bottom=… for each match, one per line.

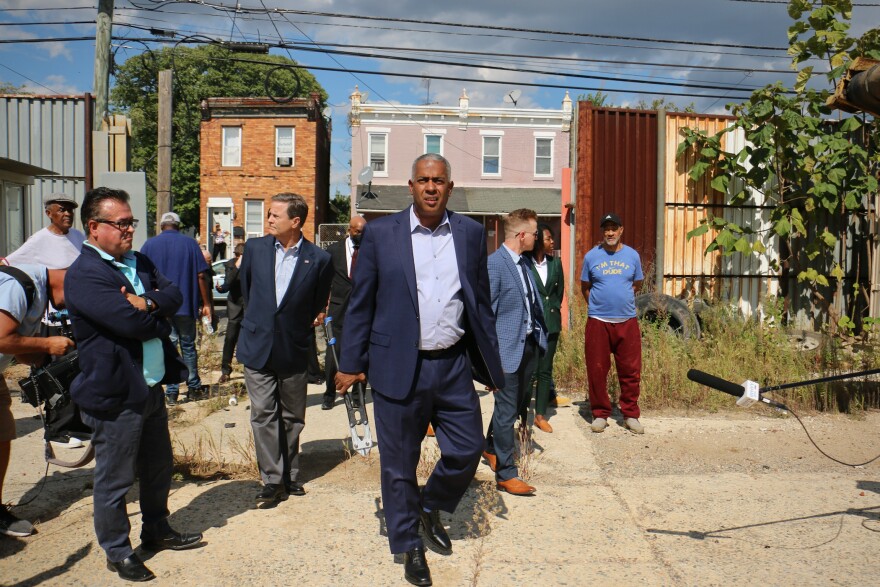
left=575, top=105, right=657, bottom=279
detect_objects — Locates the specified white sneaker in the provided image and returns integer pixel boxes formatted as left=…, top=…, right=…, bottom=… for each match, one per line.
left=624, top=418, right=645, bottom=434
left=50, top=436, right=84, bottom=449
left=590, top=417, right=608, bottom=433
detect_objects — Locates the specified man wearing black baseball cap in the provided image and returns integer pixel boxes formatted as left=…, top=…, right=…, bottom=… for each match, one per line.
left=580, top=212, right=645, bottom=434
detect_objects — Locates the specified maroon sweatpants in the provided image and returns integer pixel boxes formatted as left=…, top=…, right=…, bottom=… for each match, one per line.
left=584, top=317, right=642, bottom=419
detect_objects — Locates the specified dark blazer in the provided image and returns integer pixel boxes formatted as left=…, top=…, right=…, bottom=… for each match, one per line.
left=217, top=257, right=244, bottom=321
left=325, top=238, right=353, bottom=333
left=236, top=235, right=332, bottom=373
left=530, top=255, right=565, bottom=334
left=65, top=245, right=187, bottom=412
left=339, top=207, right=504, bottom=399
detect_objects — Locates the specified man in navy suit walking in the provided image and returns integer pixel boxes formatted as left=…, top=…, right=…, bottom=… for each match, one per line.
left=237, top=193, right=333, bottom=504
left=484, top=209, right=547, bottom=496
left=336, top=154, right=503, bottom=586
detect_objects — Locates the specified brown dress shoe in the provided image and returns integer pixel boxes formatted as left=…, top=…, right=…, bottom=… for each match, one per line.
left=482, top=451, right=497, bottom=472
left=534, top=416, right=553, bottom=433
left=218, top=373, right=230, bottom=384
left=496, top=477, right=536, bottom=496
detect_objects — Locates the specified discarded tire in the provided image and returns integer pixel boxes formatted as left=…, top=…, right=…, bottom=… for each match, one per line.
left=635, top=294, right=701, bottom=340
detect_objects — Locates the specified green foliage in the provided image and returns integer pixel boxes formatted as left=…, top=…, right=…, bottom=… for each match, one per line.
left=328, top=191, right=351, bottom=224
left=577, top=90, right=611, bottom=107
left=0, top=81, right=28, bottom=94
left=678, top=1, right=880, bottom=324
left=110, top=44, right=327, bottom=230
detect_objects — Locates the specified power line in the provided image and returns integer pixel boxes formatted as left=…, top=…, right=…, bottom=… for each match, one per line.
left=0, top=61, right=64, bottom=94
left=118, top=5, right=791, bottom=59
left=135, top=0, right=792, bottom=52
left=209, top=55, right=765, bottom=101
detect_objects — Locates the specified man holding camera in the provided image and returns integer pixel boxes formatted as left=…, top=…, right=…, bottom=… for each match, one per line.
left=0, top=265, right=72, bottom=537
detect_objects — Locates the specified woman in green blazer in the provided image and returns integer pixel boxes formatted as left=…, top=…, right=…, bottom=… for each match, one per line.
left=528, top=223, right=565, bottom=433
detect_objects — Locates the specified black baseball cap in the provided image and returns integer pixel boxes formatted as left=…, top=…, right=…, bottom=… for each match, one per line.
left=599, top=212, right=622, bottom=227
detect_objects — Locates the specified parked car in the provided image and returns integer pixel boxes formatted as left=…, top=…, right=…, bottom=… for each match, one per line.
left=212, top=259, right=228, bottom=305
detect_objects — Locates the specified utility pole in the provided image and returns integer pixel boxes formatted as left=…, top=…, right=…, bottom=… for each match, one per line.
left=93, top=0, right=113, bottom=131
left=156, top=69, right=173, bottom=229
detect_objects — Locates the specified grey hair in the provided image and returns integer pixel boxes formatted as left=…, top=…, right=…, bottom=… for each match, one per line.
left=411, top=153, right=452, bottom=180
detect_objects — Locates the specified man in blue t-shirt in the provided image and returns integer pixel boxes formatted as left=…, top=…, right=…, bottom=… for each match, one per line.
left=141, top=212, right=213, bottom=405
left=580, top=212, right=645, bottom=434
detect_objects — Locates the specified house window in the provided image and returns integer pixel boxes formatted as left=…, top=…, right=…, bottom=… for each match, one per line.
left=275, top=127, right=295, bottom=167
left=424, top=134, right=443, bottom=155
left=535, top=137, right=553, bottom=176
left=222, top=126, right=242, bottom=167
left=482, top=136, right=501, bottom=175
left=245, top=200, right=264, bottom=240
left=369, top=133, right=388, bottom=175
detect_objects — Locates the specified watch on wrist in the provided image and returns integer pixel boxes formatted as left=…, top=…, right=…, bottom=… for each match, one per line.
left=142, top=296, right=155, bottom=313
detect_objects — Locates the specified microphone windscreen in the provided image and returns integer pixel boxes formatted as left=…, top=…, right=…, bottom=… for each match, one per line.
left=687, top=369, right=745, bottom=398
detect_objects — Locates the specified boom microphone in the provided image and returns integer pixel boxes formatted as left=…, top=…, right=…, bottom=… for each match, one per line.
left=687, top=369, right=786, bottom=409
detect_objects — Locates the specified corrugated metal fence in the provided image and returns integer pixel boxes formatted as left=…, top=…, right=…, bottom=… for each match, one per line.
left=575, top=102, right=880, bottom=328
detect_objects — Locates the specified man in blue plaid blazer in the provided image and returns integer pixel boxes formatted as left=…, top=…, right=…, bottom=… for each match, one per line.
left=484, top=208, right=548, bottom=496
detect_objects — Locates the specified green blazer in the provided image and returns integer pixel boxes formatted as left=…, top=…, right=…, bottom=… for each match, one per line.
left=530, top=255, right=565, bottom=334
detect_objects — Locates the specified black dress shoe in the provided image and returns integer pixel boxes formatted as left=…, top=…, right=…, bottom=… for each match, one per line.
left=256, top=483, right=287, bottom=504
left=107, top=554, right=155, bottom=582
left=141, top=528, right=203, bottom=551
left=285, top=481, right=306, bottom=496
left=321, top=397, right=334, bottom=410
left=403, top=546, right=432, bottom=586
left=419, top=509, right=452, bottom=553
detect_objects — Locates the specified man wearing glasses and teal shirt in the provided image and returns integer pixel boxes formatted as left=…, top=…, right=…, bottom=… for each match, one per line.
left=65, top=187, right=203, bottom=582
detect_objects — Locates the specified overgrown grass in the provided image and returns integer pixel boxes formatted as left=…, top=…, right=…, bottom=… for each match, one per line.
left=555, top=294, right=880, bottom=414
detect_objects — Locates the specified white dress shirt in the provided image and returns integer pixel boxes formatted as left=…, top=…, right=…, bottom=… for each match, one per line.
left=410, top=206, right=464, bottom=351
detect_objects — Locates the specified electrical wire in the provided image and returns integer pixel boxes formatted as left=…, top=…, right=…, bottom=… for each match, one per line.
left=129, top=0, right=792, bottom=52
left=783, top=406, right=880, bottom=467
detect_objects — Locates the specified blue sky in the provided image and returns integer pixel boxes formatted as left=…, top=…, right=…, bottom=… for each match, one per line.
left=1, top=0, right=877, bottom=197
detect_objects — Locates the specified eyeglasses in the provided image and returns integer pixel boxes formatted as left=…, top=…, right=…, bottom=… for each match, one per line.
left=519, top=230, right=539, bottom=238
left=94, top=218, right=139, bottom=231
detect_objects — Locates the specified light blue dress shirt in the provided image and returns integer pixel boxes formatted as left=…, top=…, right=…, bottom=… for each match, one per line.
left=409, top=206, right=464, bottom=351
left=84, top=243, right=165, bottom=386
left=274, top=235, right=303, bottom=306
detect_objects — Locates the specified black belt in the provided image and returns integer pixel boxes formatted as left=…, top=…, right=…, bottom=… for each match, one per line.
left=419, top=339, right=465, bottom=359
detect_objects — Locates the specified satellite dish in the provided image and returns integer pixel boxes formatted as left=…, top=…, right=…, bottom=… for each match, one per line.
left=322, top=105, right=333, bottom=119
left=360, top=91, right=369, bottom=103
left=503, top=89, right=521, bottom=107
left=357, top=166, right=374, bottom=185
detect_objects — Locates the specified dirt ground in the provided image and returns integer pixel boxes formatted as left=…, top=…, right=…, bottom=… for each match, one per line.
left=2, top=359, right=880, bottom=585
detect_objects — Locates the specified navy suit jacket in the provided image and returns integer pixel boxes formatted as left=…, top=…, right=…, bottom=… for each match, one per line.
left=65, top=245, right=187, bottom=412
left=236, top=235, right=332, bottom=374
left=339, top=207, right=504, bottom=400
left=488, top=247, right=548, bottom=373
left=325, top=238, right=353, bottom=333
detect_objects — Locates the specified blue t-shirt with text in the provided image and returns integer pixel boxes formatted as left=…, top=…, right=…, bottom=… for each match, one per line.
left=580, top=245, right=643, bottom=319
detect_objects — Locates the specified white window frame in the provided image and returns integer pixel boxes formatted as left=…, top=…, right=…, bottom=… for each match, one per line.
left=422, top=128, right=446, bottom=156
left=275, top=127, right=295, bottom=167
left=368, top=131, right=389, bottom=177
left=244, top=199, right=264, bottom=240
left=481, top=133, right=502, bottom=177
left=221, top=126, right=242, bottom=167
left=534, top=136, right=554, bottom=177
